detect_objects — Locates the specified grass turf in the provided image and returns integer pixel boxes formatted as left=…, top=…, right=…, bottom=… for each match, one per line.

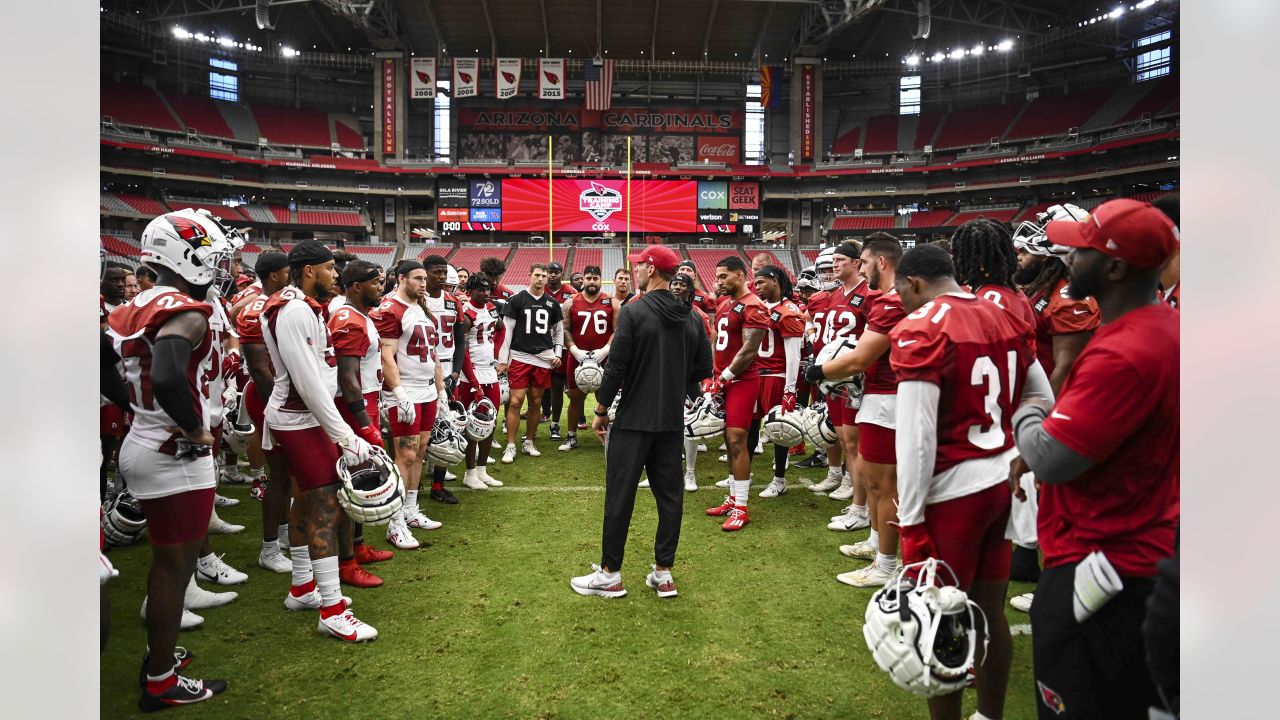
left=101, top=411, right=1039, bottom=719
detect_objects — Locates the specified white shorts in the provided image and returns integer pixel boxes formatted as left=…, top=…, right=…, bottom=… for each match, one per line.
left=854, top=393, right=897, bottom=430
left=118, top=436, right=217, bottom=501
left=1005, top=471, right=1039, bottom=546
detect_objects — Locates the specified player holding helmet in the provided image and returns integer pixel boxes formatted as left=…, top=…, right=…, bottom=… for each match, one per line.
left=560, top=265, right=616, bottom=452
left=458, top=273, right=505, bottom=489
left=421, top=255, right=468, bottom=505
left=751, top=265, right=804, bottom=499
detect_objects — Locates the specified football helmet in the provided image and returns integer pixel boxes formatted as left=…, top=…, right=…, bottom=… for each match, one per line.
left=465, top=398, right=497, bottom=442
left=574, top=355, right=605, bottom=393
left=607, top=394, right=621, bottom=423
left=335, top=447, right=404, bottom=525
left=815, top=247, right=839, bottom=291
left=683, top=393, right=726, bottom=440
left=762, top=405, right=806, bottom=447
left=864, top=558, right=988, bottom=699
left=1012, top=203, right=1089, bottom=258
left=221, top=395, right=255, bottom=455
left=797, top=265, right=818, bottom=283
left=498, top=373, right=511, bottom=407
left=426, top=416, right=467, bottom=467
left=101, top=490, right=148, bottom=548
left=801, top=403, right=839, bottom=449
left=446, top=399, right=469, bottom=434
left=813, top=336, right=866, bottom=400
left=141, top=209, right=238, bottom=292
left=445, top=264, right=460, bottom=293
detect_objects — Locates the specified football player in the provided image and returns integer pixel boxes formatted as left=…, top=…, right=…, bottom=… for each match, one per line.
left=751, top=265, right=804, bottom=499
left=542, top=261, right=577, bottom=439
left=705, top=256, right=769, bottom=531
left=796, top=247, right=844, bottom=475
left=260, top=240, right=380, bottom=642
left=560, top=265, right=616, bottom=452
left=569, top=271, right=585, bottom=293
left=136, top=264, right=158, bottom=292
left=328, top=260, right=395, bottom=588
left=677, top=260, right=718, bottom=315
left=422, top=255, right=468, bottom=505
left=456, top=267, right=471, bottom=290
left=806, top=235, right=906, bottom=586
left=670, top=273, right=710, bottom=491
left=891, top=244, right=1051, bottom=720
left=497, top=264, right=565, bottom=463
left=108, top=212, right=235, bottom=708
left=479, top=256, right=514, bottom=310
left=123, top=271, right=140, bottom=302
left=821, top=243, right=873, bottom=528
left=458, top=273, right=504, bottom=489
left=750, top=252, right=773, bottom=274
left=326, top=251, right=358, bottom=314
left=101, top=265, right=128, bottom=313
left=372, top=259, right=446, bottom=548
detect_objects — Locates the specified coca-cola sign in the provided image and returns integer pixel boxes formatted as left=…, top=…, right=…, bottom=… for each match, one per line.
left=697, top=136, right=741, bottom=163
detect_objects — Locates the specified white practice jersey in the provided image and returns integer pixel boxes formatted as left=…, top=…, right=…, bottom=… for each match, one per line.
left=371, top=295, right=439, bottom=403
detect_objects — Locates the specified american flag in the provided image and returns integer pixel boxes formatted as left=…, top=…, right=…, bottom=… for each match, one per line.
left=584, top=59, right=614, bottom=111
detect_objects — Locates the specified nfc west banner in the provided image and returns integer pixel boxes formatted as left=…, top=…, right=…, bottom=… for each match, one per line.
left=453, top=58, right=478, bottom=99
left=539, top=58, right=565, bottom=100
left=496, top=58, right=522, bottom=100
left=410, top=57, right=436, bottom=99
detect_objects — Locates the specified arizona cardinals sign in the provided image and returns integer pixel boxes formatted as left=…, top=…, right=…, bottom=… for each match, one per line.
left=496, top=58, right=522, bottom=100
left=539, top=58, right=565, bottom=100
left=453, top=58, right=478, bottom=99
left=410, top=57, right=436, bottom=99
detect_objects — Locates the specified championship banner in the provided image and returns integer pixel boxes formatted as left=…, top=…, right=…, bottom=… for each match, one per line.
left=539, top=58, right=565, bottom=100
left=459, top=105, right=744, bottom=133
left=800, top=63, right=815, bottom=161
left=453, top=58, right=478, bottom=99
left=496, top=58, right=522, bottom=100
left=502, top=178, right=696, bottom=233
left=410, top=57, right=436, bottom=99
left=381, top=59, right=396, bottom=156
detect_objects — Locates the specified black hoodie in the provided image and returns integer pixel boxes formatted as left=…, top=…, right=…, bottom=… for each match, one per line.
left=597, top=288, right=713, bottom=433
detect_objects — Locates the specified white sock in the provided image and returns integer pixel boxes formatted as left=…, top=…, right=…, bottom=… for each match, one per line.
left=827, top=465, right=842, bottom=479
left=290, top=545, right=312, bottom=587
left=313, top=556, right=341, bottom=608
left=683, top=438, right=699, bottom=472
left=277, top=523, right=289, bottom=544
left=773, top=476, right=786, bottom=485
left=877, top=553, right=899, bottom=572
left=733, top=478, right=751, bottom=508
left=853, top=503, right=867, bottom=515
left=726, top=476, right=737, bottom=504
left=652, top=567, right=672, bottom=580
left=249, top=465, right=263, bottom=477
left=197, top=552, right=216, bottom=567
left=406, top=489, right=418, bottom=510
left=600, top=568, right=620, bottom=582
left=261, top=538, right=279, bottom=555
left=868, top=529, right=880, bottom=547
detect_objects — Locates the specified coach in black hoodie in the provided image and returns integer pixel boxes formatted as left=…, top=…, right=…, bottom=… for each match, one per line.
left=572, top=245, right=712, bottom=598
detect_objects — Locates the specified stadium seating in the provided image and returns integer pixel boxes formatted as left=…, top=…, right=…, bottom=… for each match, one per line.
left=1012, top=200, right=1063, bottom=223
left=863, top=115, right=899, bottom=154
left=241, top=205, right=277, bottom=224
left=1007, top=88, right=1113, bottom=141
left=505, top=246, right=571, bottom=282
left=1116, top=76, right=1178, bottom=124
left=570, top=247, right=603, bottom=274
left=686, top=248, right=738, bottom=289
left=166, top=200, right=246, bottom=222
left=101, top=84, right=182, bottom=133
left=944, top=208, right=1020, bottom=226
left=166, top=94, right=235, bottom=140
left=239, top=243, right=263, bottom=270
left=798, top=249, right=821, bottom=265
left=333, top=119, right=366, bottom=151
left=102, top=233, right=140, bottom=258
left=915, top=111, right=945, bottom=151
left=100, top=193, right=135, bottom=215
left=830, top=126, right=861, bottom=156
left=115, top=194, right=170, bottom=217
left=252, top=104, right=333, bottom=148
left=749, top=249, right=796, bottom=277
left=933, top=103, right=1022, bottom=150
left=830, top=215, right=895, bottom=230
left=297, top=208, right=364, bottom=227
left=907, top=209, right=958, bottom=228
left=600, top=247, right=627, bottom=278
left=446, top=246, right=511, bottom=273
left=1128, top=190, right=1170, bottom=203
left=345, top=244, right=396, bottom=267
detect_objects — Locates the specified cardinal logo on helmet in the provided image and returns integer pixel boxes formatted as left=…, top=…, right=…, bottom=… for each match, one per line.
left=1036, top=681, right=1066, bottom=715
left=167, top=214, right=211, bottom=247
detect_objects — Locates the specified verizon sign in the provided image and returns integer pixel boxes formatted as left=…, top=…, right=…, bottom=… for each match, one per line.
left=697, top=136, right=741, bottom=163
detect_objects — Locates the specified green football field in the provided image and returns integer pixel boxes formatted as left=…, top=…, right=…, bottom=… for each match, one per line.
left=100, top=408, right=1040, bottom=719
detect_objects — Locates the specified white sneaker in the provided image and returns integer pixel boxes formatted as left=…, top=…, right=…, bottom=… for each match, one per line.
left=714, top=476, right=732, bottom=488
left=718, top=454, right=728, bottom=462
left=258, top=547, right=291, bottom=573
left=810, top=472, right=843, bottom=494
left=285, top=589, right=351, bottom=612
left=501, top=444, right=517, bottom=464
left=754, top=440, right=764, bottom=455
left=386, top=519, right=420, bottom=549
left=207, top=511, right=245, bottom=535
left=683, top=472, right=698, bottom=492
left=405, top=509, right=442, bottom=531
left=831, top=504, right=855, bottom=522
left=839, top=539, right=877, bottom=559
left=489, top=456, right=500, bottom=465
left=140, top=597, right=203, bottom=630
left=184, top=576, right=237, bottom=610
left=638, top=477, right=650, bottom=488
left=570, top=564, right=627, bottom=598
left=522, top=439, right=541, bottom=457
left=196, top=554, right=248, bottom=585
left=1010, top=593, right=1034, bottom=613
left=318, top=608, right=378, bottom=642
left=759, top=478, right=787, bottom=498
left=827, top=506, right=870, bottom=531
left=220, top=465, right=250, bottom=484
left=462, top=469, right=488, bottom=490
left=645, top=565, right=678, bottom=598
left=718, top=443, right=727, bottom=451
left=214, top=493, right=239, bottom=508
left=478, top=466, right=503, bottom=487
left=828, top=475, right=855, bottom=501
left=837, top=562, right=898, bottom=588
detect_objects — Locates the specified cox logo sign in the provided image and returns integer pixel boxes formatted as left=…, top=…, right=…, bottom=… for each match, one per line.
left=697, top=181, right=728, bottom=209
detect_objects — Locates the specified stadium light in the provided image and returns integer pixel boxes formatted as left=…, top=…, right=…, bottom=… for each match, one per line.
left=1110, top=7, right=1125, bottom=18
left=905, top=55, right=920, bottom=66
left=972, top=45, right=984, bottom=56
left=172, top=26, right=191, bottom=40
left=996, top=40, right=1014, bottom=52
left=931, top=52, right=945, bottom=62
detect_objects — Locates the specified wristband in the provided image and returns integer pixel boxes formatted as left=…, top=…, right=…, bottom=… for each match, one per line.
left=346, top=399, right=366, bottom=416
left=594, top=407, right=610, bottom=417
left=392, top=386, right=408, bottom=402
left=719, top=368, right=736, bottom=382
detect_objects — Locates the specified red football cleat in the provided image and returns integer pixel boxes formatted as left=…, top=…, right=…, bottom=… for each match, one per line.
left=339, top=560, right=384, bottom=588
left=721, top=507, right=751, bottom=532
left=354, top=543, right=394, bottom=564
left=706, top=496, right=737, bottom=516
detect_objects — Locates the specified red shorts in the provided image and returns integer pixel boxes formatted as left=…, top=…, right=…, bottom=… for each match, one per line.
left=509, top=359, right=551, bottom=390
left=857, top=422, right=896, bottom=464
left=551, top=350, right=568, bottom=377
left=100, top=404, right=127, bottom=438
left=388, top=399, right=438, bottom=438
left=923, top=483, right=1012, bottom=590
left=337, top=391, right=380, bottom=434
left=756, top=375, right=786, bottom=419
left=242, top=381, right=279, bottom=455
left=826, top=389, right=853, bottom=427
left=139, top=488, right=215, bottom=546
left=723, top=376, right=761, bottom=430
left=458, top=380, right=501, bottom=412
left=271, top=426, right=342, bottom=491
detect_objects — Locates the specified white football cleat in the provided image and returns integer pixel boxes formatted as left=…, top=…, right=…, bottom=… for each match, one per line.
left=839, top=539, right=877, bottom=559
left=683, top=472, right=698, bottom=492
left=831, top=504, right=855, bottom=522
left=195, top=554, right=248, bottom=585
left=837, top=562, right=898, bottom=588
left=444, top=470, right=457, bottom=481
left=827, top=506, right=870, bottom=532
left=521, top=438, right=541, bottom=457
left=386, top=519, right=420, bottom=550
left=828, top=475, right=855, bottom=501
left=258, top=547, right=291, bottom=573
left=219, top=465, right=250, bottom=484
left=405, top=509, right=442, bottom=531
left=810, top=472, right=843, bottom=494
left=1010, top=593, right=1034, bottom=613
left=213, top=493, right=239, bottom=508
left=478, top=466, right=503, bottom=487
left=714, top=476, right=732, bottom=488
left=718, top=454, right=728, bottom=463
left=318, top=609, right=378, bottom=642
left=638, top=477, right=650, bottom=488
left=462, top=469, right=488, bottom=491
left=501, top=444, right=517, bottom=464
left=758, top=478, right=787, bottom=498
left=140, top=597, right=204, bottom=630
left=696, top=444, right=707, bottom=452
left=206, top=511, right=245, bottom=535
left=184, top=576, right=237, bottom=610
left=285, top=589, right=351, bottom=612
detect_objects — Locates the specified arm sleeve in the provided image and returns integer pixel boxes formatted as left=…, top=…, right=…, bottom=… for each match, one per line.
left=451, top=321, right=467, bottom=371
left=782, top=336, right=802, bottom=393
left=151, top=336, right=202, bottom=433
left=596, top=308, right=632, bottom=407
left=498, top=317, right=515, bottom=364
left=276, top=305, right=352, bottom=443
left=1012, top=403, right=1096, bottom=485
left=894, top=380, right=940, bottom=527
left=100, top=332, right=131, bottom=412
left=551, top=321, right=564, bottom=349
left=1021, top=360, right=1055, bottom=403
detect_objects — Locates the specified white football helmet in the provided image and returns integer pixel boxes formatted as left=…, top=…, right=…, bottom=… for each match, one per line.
left=1012, top=203, right=1089, bottom=258
left=801, top=403, right=839, bottom=449
left=426, top=416, right=467, bottom=467
left=683, top=393, right=726, bottom=439
left=813, top=336, right=866, bottom=400
left=101, top=491, right=148, bottom=548
left=465, top=398, right=497, bottom=442
left=221, top=394, right=255, bottom=455
left=335, top=447, right=404, bottom=525
left=815, top=247, right=839, bottom=290
left=446, top=264, right=460, bottom=293
left=574, top=355, right=605, bottom=393
left=446, top=399, right=469, bottom=434
left=498, top=373, right=511, bottom=406
left=762, top=405, right=806, bottom=447
left=140, top=209, right=238, bottom=292
left=863, top=558, right=988, bottom=699
left=607, top=393, right=621, bottom=423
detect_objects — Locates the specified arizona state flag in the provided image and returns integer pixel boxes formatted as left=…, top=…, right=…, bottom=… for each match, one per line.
left=760, top=65, right=784, bottom=108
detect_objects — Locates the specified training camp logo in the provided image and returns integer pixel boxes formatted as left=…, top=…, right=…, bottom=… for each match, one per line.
left=579, top=182, right=623, bottom=222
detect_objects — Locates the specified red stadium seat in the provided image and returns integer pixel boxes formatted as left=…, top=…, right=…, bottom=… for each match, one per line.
left=166, top=93, right=236, bottom=139
left=165, top=201, right=246, bottom=223
left=1007, top=88, right=1112, bottom=141
left=907, top=209, right=958, bottom=228
left=570, top=248, right=603, bottom=273
left=297, top=209, right=364, bottom=227
left=686, top=248, right=740, bottom=290
left=444, top=246, right=511, bottom=273
left=933, top=103, right=1023, bottom=150
left=252, top=104, right=332, bottom=148
left=863, top=115, right=899, bottom=154
left=115, top=194, right=170, bottom=217
left=943, top=208, right=1019, bottom=227
left=830, top=215, right=895, bottom=231
left=101, top=85, right=182, bottom=133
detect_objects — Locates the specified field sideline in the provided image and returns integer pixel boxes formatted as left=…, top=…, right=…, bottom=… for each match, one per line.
left=100, top=405, right=1039, bottom=719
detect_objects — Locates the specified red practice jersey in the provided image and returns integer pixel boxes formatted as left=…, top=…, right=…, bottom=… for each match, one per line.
left=491, top=284, right=515, bottom=310
left=758, top=299, right=806, bottom=377
left=806, top=290, right=831, bottom=354
left=566, top=293, right=615, bottom=351
left=547, top=284, right=577, bottom=304
left=236, top=292, right=268, bottom=346
left=691, top=290, right=718, bottom=315
left=821, top=280, right=871, bottom=346
left=890, top=293, right=1036, bottom=475
left=328, top=303, right=383, bottom=394
left=861, top=290, right=908, bottom=394
left=1030, top=278, right=1100, bottom=377
left=973, top=283, right=1036, bottom=358
left=713, top=292, right=771, bottom=377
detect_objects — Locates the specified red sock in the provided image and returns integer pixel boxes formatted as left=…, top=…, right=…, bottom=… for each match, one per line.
left=145, top=669, right=177, bottom=695
left=289, top=578, right=316, bottom=597
left=431, top=481, right=443, bottom=491
left=319, top=601, right=346, bottom=619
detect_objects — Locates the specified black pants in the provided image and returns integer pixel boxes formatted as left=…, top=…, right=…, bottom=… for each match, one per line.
left=601, top=429, right=684, bottom=572
left=1031, top=563, right=1158, bottom=719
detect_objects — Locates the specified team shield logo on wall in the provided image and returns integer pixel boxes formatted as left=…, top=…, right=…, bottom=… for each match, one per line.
left=539, top=58, right=565, bottom=100
left=580, top=182, right=623, bottom=222
left=410, top=57, right=436, bottom=99
left=496, top=58, right=522, bottom=100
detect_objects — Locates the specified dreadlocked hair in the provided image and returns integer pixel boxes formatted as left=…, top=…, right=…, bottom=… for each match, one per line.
left=1023, top=255, right=1071, bottom=300
left=951, top=218, right=1018, bottom=289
